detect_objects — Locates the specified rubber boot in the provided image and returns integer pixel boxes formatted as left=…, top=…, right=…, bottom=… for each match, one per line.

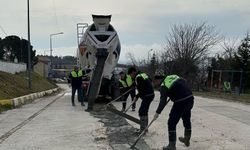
left=135, top=116, right=148, bottom=135
left=140, top=115, right=148, bottom=132
left=71, top=96, right=75, bottom=106
left=122, top=102, right=126, bottom=112
left=163, top=131, right=176, bottom=150
left=179, top=128, right=191, bottom=147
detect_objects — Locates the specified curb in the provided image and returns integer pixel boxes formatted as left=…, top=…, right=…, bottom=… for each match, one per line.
left=0, top=87, right=60, bottom=108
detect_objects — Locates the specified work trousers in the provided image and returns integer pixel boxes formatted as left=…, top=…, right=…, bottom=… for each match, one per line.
left=71, top=86, right=84, bottom=104
left=168, top=98, right=194, bottom=132
left=138, top=94, right=155, bottom=116
left=122, top=88, right=136, bottom=109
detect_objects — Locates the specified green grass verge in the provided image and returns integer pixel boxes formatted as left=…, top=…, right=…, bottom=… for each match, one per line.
left=0, top=71, right=57, bottom=99
left=194, top=91, right=250, bottom=104
left=0, top=104, right=14, bottom=113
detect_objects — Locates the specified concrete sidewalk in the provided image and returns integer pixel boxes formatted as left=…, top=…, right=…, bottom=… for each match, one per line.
left=113, top=91, right=250, bottom=150
left=0, top=85, right=109, bottom=150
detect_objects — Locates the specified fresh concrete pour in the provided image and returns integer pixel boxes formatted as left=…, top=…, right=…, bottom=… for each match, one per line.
left=0, top=84, right=249, bottom=150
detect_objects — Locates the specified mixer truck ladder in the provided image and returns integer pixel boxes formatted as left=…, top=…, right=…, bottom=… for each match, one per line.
left=76, top=23, right=88, bottom=66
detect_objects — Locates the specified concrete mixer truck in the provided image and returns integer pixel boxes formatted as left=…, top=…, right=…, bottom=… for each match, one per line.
left=77, top=15, right=121, bottom=110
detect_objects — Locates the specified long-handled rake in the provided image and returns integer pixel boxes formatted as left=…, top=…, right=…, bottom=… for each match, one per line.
left=130, top=98, right=171, bottom=149
left=124, top=97, right=138, bottom=113
left=130, top=118, right=156, bottom=149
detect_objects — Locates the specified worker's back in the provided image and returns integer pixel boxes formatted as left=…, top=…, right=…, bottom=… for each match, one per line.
left=168, top=78, right=193, bottom=102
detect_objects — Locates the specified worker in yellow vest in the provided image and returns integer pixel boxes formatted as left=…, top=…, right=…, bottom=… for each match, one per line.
left=127, top=67, right=155, bottom=134
left=68, top=66, right=92, bottom=106
left=135, top=71, right=155, bottom=134
left=120, top=68, right=137, bottom=111
left=126, top=68, right=137, bottom=111
left=223, top=81, right=231, bottom=92
left=153, top=75, right=194, bottom=150
left=119, top=71, right=129, bottom=111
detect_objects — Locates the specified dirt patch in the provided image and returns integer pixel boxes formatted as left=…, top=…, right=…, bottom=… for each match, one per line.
left=89, top=104, right=151, bottom=150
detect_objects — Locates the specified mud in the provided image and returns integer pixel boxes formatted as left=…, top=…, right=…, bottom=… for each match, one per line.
left=89, top=104, right=152, bottom=150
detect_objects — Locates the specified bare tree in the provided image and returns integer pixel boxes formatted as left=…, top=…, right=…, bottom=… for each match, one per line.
left=221, top=38, right=238, bottom=59
left=163, top=22, right=221, bottom=79
left=125, top=52, right=138, bottom=66
left=125, top=52, right=149, bottom=72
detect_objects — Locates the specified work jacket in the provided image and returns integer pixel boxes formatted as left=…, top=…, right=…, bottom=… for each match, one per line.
left=69, top=69, right=85, bottom=87
left=135, top=72, right=154, bottom=99
left=156, top=75, right=194, bottom=114
left=119, top=79, right=128, bottom=93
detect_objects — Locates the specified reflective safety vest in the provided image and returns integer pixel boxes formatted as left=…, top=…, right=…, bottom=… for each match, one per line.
left=162, top=75, right=180, bottom=89
left=135, top=73, right=149, bottom=85
left=223, top=81, right=231, bottom=91
left=71, top=70, right=83, bottom=78
left=136, top=73, right=149, bottom=80
left=119, top=79, right=127, bottom=88
left=126, top=74, right=133, bottom=87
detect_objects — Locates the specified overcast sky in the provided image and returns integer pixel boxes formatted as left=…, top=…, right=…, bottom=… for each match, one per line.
left=0, top=0, right=250, bottom=63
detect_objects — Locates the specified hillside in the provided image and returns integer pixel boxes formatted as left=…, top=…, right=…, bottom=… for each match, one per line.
left=0, top=71, right=57, bottom=99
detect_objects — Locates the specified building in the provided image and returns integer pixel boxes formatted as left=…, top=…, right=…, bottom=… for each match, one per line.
left=34, top=56, right=51, bottom=78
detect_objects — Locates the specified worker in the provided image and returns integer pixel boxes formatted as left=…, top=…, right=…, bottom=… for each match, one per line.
left=223, top=81, right=231, bottom=93
left=121, top=67, right=137, bottom=111
left=119, top=71, right=129, bottom=111
left=68, top=66, right=92, bottom=107
left=128, top=67, right=155, bottom=134
left=153, top=75, right=194, bottom=150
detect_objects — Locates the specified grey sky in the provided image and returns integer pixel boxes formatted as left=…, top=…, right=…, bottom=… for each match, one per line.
left=0, top=0, right=250, bottom=63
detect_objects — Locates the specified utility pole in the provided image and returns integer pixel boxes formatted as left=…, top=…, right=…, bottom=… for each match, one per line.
left=27, top=0, right=32, bottom=89
left=49, top=32, right=63, bottom=77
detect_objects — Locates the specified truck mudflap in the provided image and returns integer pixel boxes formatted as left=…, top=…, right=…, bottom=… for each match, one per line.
left=106, top=104, right=141, bottom=125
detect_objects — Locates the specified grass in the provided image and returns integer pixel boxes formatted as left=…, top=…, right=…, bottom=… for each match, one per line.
left=0, top=104, right=13, bottom=112
left=194, top=91, right=250, bottom=104
left=0, top=71, right=57, bottom=99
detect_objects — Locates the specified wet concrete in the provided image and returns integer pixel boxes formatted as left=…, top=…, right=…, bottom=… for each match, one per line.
left=89, top=104, right=152, bottom=150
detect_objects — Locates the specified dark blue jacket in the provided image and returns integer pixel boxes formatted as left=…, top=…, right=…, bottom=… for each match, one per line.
left=156, top=78, right=193, bottom=114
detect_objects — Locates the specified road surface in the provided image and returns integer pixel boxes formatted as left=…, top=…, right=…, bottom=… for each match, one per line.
left=0, top=84, right=249, bottom=150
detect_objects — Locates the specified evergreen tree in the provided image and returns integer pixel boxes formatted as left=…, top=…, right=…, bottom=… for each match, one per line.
left=0, top=35, right=37, bottom=67
left=235, top=33, right=250, bottom=71
left=234, top=33, right=250, bottom=91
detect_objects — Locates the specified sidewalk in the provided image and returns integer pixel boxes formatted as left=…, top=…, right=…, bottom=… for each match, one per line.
left=0, top=85, right=110, bottom=150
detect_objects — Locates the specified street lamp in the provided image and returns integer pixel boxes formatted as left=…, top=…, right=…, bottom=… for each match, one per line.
left=49, top=32, right=63, bottom=77
left=50, top=32, right=63, bottom=57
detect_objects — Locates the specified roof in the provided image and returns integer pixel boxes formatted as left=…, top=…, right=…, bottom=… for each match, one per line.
left=37, top=56, right=51, bottom=62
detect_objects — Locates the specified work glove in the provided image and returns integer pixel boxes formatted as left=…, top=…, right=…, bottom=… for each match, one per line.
left=153, top=113, right=159, bottom=120
left=85, top=68, right=93, bottom=74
